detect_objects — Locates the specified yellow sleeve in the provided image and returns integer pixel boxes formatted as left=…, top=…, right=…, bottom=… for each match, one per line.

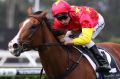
left=72, top=28, right=94, bottom=45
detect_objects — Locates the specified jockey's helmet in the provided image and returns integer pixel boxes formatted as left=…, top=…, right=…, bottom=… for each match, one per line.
left=52, top=0, right=71, bottom=16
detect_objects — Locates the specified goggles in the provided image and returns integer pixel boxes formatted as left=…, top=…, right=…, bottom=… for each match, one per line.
left=55, top=13, right=69, bottom=21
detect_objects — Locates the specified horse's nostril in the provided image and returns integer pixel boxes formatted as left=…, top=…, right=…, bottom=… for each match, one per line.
left=13, top=43, right=19, bottom=48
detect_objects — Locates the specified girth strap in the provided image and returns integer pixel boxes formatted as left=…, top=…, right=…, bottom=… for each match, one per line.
left=40, top=46, right=83, bottom=79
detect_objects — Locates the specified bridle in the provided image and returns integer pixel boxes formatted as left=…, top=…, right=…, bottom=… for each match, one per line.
left=18, top=16, right=83, bottom=79
left=18, top=15, right=66, bottom=54
left=18, top=16, right=44, bottom=54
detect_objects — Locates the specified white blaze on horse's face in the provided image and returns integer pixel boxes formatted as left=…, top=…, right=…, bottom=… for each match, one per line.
left=8, top=19, right=31, bottom=56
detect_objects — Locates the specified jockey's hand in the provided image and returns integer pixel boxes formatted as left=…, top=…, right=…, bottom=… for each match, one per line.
left=57, top=35, right=65, bottom=43
left=64, top=39, right=74, bottom=45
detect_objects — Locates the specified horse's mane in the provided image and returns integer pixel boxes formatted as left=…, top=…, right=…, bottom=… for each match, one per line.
left=43, top=17, right=63, bottom=44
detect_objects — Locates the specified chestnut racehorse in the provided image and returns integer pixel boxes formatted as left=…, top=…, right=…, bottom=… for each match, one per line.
left=8, top=8, right=120, bottom=79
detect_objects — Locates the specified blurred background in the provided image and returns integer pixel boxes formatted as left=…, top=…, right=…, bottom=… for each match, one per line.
left=0, top=0, right=120, bottom=50
left=0, top=0, right=120, bottom=78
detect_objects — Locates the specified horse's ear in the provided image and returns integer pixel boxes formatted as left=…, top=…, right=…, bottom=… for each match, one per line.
left=27, top=6, right=33, bottom=15
left=19, top=22, right=23, bottom=28
left=40, top=10, right=48, bottom=17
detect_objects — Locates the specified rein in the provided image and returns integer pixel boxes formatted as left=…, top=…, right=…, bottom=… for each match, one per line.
left=50, top=49, right=83, bottom=79
left=20, top=16, right=83, bottom=79
left=19, top=16, right=63, bottom=51
left=39, top=46, right=83, bottom=79
left=18, top=16, right=44, bottom=52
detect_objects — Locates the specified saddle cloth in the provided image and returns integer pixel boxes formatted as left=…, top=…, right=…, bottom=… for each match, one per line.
left=73, top=46, right=120, bottom=79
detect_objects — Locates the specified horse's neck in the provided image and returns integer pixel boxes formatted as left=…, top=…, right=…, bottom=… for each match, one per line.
left=39, top=26, right=68, bottom=76
left=39, top=26, right=96, bottom=78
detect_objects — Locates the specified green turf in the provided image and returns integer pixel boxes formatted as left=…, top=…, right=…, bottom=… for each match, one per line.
left=0, top=75, right=48, bottom=79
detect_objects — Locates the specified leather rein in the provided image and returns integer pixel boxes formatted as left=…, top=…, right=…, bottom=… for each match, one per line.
left=19, top=16, right=83, bottom=79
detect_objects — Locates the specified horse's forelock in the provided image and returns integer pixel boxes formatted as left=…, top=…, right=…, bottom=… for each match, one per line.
left=27, top=7, right=33, bottom=15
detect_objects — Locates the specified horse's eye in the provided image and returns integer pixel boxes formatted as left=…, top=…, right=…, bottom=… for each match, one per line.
left=31, top=25, right=37, bottom=29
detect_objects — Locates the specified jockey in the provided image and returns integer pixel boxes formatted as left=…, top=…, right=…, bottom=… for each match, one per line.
left=51, top=0, right=111, bottom=72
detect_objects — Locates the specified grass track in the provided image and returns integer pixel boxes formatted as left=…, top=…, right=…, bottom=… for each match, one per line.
left=0, top=74, right=48, bottom=79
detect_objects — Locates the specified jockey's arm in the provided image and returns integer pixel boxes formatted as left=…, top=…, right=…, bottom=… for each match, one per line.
left=72, top=28, right=94, bottom=45
left=72, top=8, right=96, bottom=45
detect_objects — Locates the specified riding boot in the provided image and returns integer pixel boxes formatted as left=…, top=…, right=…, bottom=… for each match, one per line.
left=89, top=45, right=111, bottom=72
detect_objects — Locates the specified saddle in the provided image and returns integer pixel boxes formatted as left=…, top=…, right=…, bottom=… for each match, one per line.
left=73, top=46, right=120, bottom=79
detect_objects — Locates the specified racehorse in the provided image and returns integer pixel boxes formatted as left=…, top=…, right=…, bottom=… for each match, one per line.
left=8, top=7, right=120, bottom=79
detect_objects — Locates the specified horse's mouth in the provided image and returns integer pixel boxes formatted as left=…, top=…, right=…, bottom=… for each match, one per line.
left=9, top=49, right=21, bottom=57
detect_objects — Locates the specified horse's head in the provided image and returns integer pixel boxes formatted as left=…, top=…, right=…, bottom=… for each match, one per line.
left=8, top=7, right=48, bottom=56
